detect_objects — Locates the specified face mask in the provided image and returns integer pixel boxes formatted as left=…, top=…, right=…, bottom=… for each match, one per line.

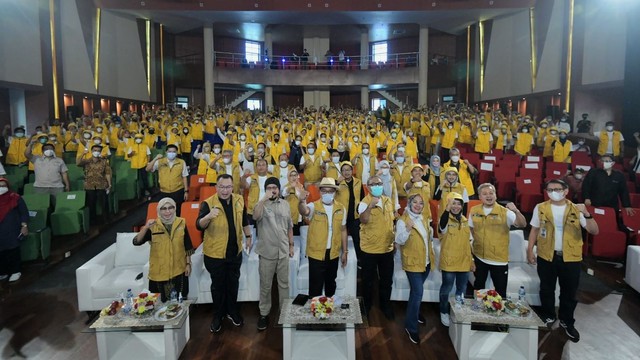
left=295, top=140, right=301, bottom=146
left=15, top=132, right=24, bottom=138
left=559, top=135, right=567, bottom=140
left=213, top=148, right=221, bottom=154
left=44, top=149, right=54, bottom=157
left=332, top=156, right=340, bottom=164
left=257, top=147, right=265, bottom=154
left=574, top=174, right=583, bottom=180
left=448, top=125, right=453, bottom=129
left=398, top=147, right=405, bottom=153
left=370, top=185, right=383, bottom=197
left=0, top=186, right=8, bottom=195
left=391, top=133, right=397, bottom=139
left=578, top=140, right=585, bottom=145
left=603, top=161, right=614, bottom=170
left=96, top=128, right=103, bottom=133
left=320, top=137, right=326, bottom=142
left=166, top=152, right=177, bottom=160
left=223, top=157, right=232, bottom=164
left=450, top=155, right=460, bottom=163
left=606, top=126, right=614, bottom=132
left=49, top=137, right=56, bottom=142
left=308, top=148, right=316, bottom=155
left=240, top=135, right=246, bottom=141
left=84, top=133, right=91, bottom=139
left=522, top=129, right=529, bottom=133
left=92, top=151, right=101, bottom=158
left=321, top=193, right=335, bottom=204
left=550, top=132, right=557, bottom=136
left=94, top=139, right=101, bottom=145
left=362, top=148, right=370, bottom=155
left=381, top=168, right=390, bottom=176
left=36, top=130, right=43, bottom=134
left=183, top=130, right=189, bottom=134
left=548, top=191, right=565, bottom=202
left=280, top=160, right=288, bottom=168
left=396, top=156, right=405, bottom=164
left=481, top=127, right=488, bottom=132
left=135, top=138, right=142, bottom=144
left=337, top=145, right=345, bottom=152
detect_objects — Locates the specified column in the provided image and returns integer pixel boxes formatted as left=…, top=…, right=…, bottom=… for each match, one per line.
left=622, top=1, right=640, bottom=141
left=9, top=89, right=27, bottom=129
left=204, top=25, right=215, bottom=107
left=360, top=29, right=369, bottom=69
left=418, top=25, right=429, bottom=107
left=264, top=87, right=273, bottom=111
left=361, top=87, right=369, bottom=110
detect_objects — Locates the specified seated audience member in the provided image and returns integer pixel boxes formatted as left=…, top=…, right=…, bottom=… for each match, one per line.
left=0, top=177, right=29, bottom=283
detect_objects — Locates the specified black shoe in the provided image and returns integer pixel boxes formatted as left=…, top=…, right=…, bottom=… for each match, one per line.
left=405, top=328, right=420, bottom=344
left=543, top=316, right=557, bottom=329
left=227, top=313, right=244, bottom=326
left=382, top=308, right=395, bottom=320
left=257, top=315, right=268, bottom=331
left=560, top=321, right=580, bottom=342
left=210, top=317, right=222, bottom=333
left=418, top=314, right=426, bottom=325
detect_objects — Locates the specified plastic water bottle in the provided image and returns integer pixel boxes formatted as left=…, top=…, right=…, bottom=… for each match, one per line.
left=518, top=286, right=526, bottom=301
left=123, top=289, right=134, bottom=314
left=455, top=294, right=464, bottom=309
left=170, top=289, right=178, bottom=302
left=178, top=292, right=184, bottom=304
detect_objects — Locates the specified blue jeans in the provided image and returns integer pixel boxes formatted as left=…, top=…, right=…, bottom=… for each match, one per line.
left=405, top=268, right=430, bottom=334
left=439, top=271, right=469, bottom=314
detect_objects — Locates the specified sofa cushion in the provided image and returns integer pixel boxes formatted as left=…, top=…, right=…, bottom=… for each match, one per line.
left=91, top=266, right=146, bottom=299
left=114, top=233, right=150, bottom=268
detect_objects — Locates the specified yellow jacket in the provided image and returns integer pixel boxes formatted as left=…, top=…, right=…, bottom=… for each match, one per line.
left=439, top=213, right=472, bottom=272
left=157, top=158, right=186, bottom=193
left=359, top=194, right=395, bottom=254
left=553, top=140, right=572, bottom=163
left=306, top=200, right=345, bottom=261
left=202, top=194, right=245, bottom=259
left=148, top=218, right=188, bottom=281
left=597, top=131, right=622, bottom=156
left=6, top=137, right=28, bottom=165
left=398, top=212, right=435, bottom=272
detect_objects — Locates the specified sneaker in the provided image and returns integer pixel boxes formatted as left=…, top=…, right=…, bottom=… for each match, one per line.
left=560, top=321, right=580, bottom=342
left=405, top=328, right=420, bottom=344
left=543, top=317, right=557, bottom=329
left=227, top=313, right=244, bottom=326
left=418, top=314, right=426, bottom=324
left=257, top=315, right=268, bottom=331
left=0, top=275, right=8, bottom=281
left=440, top=313, right=450, bottom=327
left=8, top=273, right=21, bottom=282
left=210, top=317, right=222, bottom=333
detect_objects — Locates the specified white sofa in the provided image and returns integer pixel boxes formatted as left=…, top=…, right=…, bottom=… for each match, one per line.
left=626, top=245, right=640, bottom=293
left=76, top=233, right=151, bottom=312
left=391, top=239, right=447, bottom=302
left=290, top=225, right=358, bottom=297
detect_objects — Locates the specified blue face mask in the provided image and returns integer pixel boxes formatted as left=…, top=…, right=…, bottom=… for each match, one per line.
left=166, top=152, right=177, bottom=160
left=321, top=193, right=334, bottom=204
left=370, top=185, right=383, bottom=197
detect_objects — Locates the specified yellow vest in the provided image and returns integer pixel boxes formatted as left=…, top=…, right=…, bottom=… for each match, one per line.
left=597, top=131, right=622, bottom=156
left=64, top=133, right=79, bottom=152
left=196, top=154, right=210, bottom=175
left=28, top=144, right=44, bottom=171
left=246, top=174, right=266, bottom=215
left=514, top=132, right=533, bottom=156
left=148, top=218, right=188, bottom=281
left=398, top=212, right=435, bottom=272
left=543, top=135, right=557, bottom=157
left=391, top=164, right=412, bottom=198
left=405, top=138, right=418, bottom=159
left=326, top=162, right=341, bottom=180
left=441, top=129, right=457, bottom=149
left=284, top=186, right=301, bottom=224
left=439, top=213, right=472, bottom=272
left=202, top=194, right=245, bottom=258
left=459, top=126, right=474, bottom=144
left=336, top=178, right=363, bottom=219
left=474, top=132, right=492, bottom=153
left=359, top=195, right=395, bottom=254
left=273, top=164, right=295, bottom=180
left=302, top=154, right=323, bottom=183
left=442, top=161, right=475, bottom=197
left=407, top=181, right=433, bottom=209
left=553, top=140, right=572, bottom=163
left=494, top=132, right=510, bottom=150
left=191, top=123, right=204, bottom=140
left=535, top=201, right=583, bottom=262
left=157, top=158, right=186, bottom=193
left=6, top=137, right=28, bottom=165
left=353, top=153, right=377, bottom=181
left=306, top=200, right=345, bottom=261
left=469, top=204, right=510, bottom=262
left=179, top=134, right=192, bottom=153
left=129, top=143, right=150, bottom=169
left=205, top=159, right=218, bottom=184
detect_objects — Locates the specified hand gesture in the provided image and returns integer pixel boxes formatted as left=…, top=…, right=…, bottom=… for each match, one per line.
left=368, top=196, right=380, bottom=208
left=505, top=202, right=518, bottom=212
left=155, top=154, right=163, bottom=160
left=208, top=207, right=221, bottom=220
left=183, top=191, right=189, bottom=201
left=146, top=219, right=156, bottom=228
left=584, top=199, right=591, bottom=207
left=405, top=218, right=415, bottom=231
left=575, top=203, right=587, bottom=214
left=185, top=263, right=191, bottom=277
left=445, top=197, right=454, bottom=212
left=341, top=252, right=348, bottom=268
left=463, top=159, right=470, bottom=166
left=296, top=187, right=308, bottom=201
left=83, top=148, right=89, bottom=154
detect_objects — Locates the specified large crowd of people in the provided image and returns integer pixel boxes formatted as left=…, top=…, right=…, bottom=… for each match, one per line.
left=3, top=103, right=638, bottom=344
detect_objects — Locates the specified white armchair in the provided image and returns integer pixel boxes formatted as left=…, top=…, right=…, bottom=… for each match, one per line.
left=76, top=233, right=150, bottom=312
left=391, top=239, right=446, bottom=302
left=626, top=245, right=640, bottom=293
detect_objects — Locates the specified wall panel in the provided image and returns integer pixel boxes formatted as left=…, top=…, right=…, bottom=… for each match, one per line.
left=0, top=1, right=43, bottom=86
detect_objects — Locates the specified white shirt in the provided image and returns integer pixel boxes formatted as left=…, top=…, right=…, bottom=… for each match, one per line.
left=594, top=131, right=624, bottom=154
left=245, top=175, right=268, bottom=199
left=468, top=205, right=516, bottom=266
left=395, top=211, right=430, bottom=266
left=360, top=155, right=375, bottom=185
left=306, top=202, right=346, bottom=249
left=278, top=165, right=289, bottom=189
left=530, top=203, right=587, bottom=251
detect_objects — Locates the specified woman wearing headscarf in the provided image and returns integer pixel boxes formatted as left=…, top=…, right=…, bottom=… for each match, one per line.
left=422, top=155, right=441, bottom=199
left=0, top=177, right=29, bottom=282
left=134, top=197, right=194, bottom=302
left=395, top=193, right=434, bottom=344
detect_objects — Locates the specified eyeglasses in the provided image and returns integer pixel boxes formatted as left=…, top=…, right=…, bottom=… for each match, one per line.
left=320, top=190, right=336, bottom=194
left=546, top=188, right=565, bottom=193
left=218, top=185, right=233, bottom=190
left=159, top=206, right=175, bottom=211
left=368, top=182, right=383, bottom=186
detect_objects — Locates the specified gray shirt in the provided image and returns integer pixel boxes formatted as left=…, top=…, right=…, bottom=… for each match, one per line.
left=33, top=156, right=68, bottom=188
left=254, top=198, right=293, bottom=260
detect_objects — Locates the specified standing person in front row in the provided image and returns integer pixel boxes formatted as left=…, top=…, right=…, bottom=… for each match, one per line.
left=146, top=144, right=189, bottom=215
left=298, top=177, right=348, bottom=298
left=395, top=193, right=434, bottom=344
left=196, top=174, right=252, bottom=334
left=0, top=177, right=29, bottom=283
left=527, top=179, right=598, bottom=343
left=469, top=183, right=526, bottom=297
left=437, top=192, right=474, bottom=327
left=359, top=175, right=396, bottom=319
left=133, top=198, right=193, bottom=302
left=253, top=177, right=294, bottom=331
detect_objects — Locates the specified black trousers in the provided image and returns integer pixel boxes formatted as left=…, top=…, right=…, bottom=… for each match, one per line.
left=86, top=189, right=109, bottom=222
left=0, top=247, right=21, bottom=275
left=158, top=189, right=185, bottom=216
left=537, top=255, right=581, bottom=326
left=204, top=254, right=242, bottom=320
left=308, top=249, right=339, bottom=297
left=148, top=273, right=189, bottom=303
left=473, top=255, right=509, bottom=298
left=361, top=251, right=394, bottom=312
left=137, top=168, right=150, bottom=192
left=347, top=219, right=362, bottom=262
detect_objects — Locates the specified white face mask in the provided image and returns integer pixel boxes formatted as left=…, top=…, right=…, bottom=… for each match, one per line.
left=353, top=137, right=359, bottom=142
left=522, top=129, right=529, bottom=133
left=223, top=157, right=232, bottom=164
left=337, top=145, right=346, bottom=152
left=574, top=174, right=583, bottom=180
left=240, top=135, right=246, bottom=141
left=606, top=126, right=614, bottom=132
left=578, top=141, right=585, bottom=145
left=15, top=132, right=25, bottom=138
left=603, top=161, right=614, bottom=170
left=84, top=133, right=91, bottom=139
left=398, top=147, right=405, bottom=153
left=362, top=148, right=370, bottom=155
left=92, top=151, right=101, bottom=158
left=450, top=155, right=460, bottom=163
left=135, top=139, right=142, bottom=144
left=395, top=156, right=405, bottom=164
left=279, top=160, right=288, bottom=168
left=93, top=139, right=101, bottom=145
left=381, top=168, right=390, bottom=176
left=321, top=193, right=334, bottom=204
left=295, top=140, right=301, bottom=146
left=548, top=191, right=565, bottom=202
left=96, top=128, right=103, bottom=133
left=213, top=148, right=221, bottom=154
left=307, top=148, right=316, bottom=155
left=0, top=186, right=8, bottom=195
left=44, top=149, right=54, bottom=157
left=332, top=156, right=340, bottom=164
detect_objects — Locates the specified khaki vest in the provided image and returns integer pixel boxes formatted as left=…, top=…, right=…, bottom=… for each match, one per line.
left=336, top=178, right=362, bottom=219
left=202, top=194, right=245, bottom=258
left=553, top=140, right=572, bottom=163
left=302, top=154, right=323, bottom=183
left=391, top=164, right=412, bottom=198
left=359, top=195, right=395, bottom=254
left=6, top=137, right=27, bottom=165
left=474, top=132, right=491, bottom=154
left=598, top=131, right=622, bottom=156
left=158, top=158, right=186, bottom=193
left=307, top=200, right=345, bottom=261
left=514, top=132, right=533, bottom=156
left=470, top=204, right=510, bottom=262
left=535, top=201, right=583, bottom=262
left=442, top=160, right=475, bottom=197
left=129, top=143, right=149, bottom=169
left=439, top=213, right=473, bottom=272
left=398, top=212, right=435, bottom=272
left=148, top=218, right=188, bottom=281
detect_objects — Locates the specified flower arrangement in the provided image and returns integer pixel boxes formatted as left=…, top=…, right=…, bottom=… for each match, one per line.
left=133, top=292, right=159, bottom=316
left=481, top=289, right=503, bottom=315
left=310, top=296, right=334, bottom=319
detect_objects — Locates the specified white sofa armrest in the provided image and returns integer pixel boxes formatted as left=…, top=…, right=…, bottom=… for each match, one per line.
left=342, top=242, right=358, bottom=296
left=76, top=244, right=116, bottom=312
left=189, top=244, right=204, bottom=302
